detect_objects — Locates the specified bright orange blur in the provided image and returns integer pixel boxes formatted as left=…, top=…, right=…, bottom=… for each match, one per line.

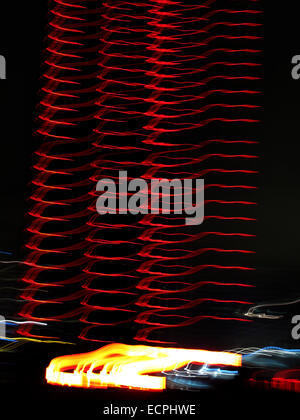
left=46, top=343, right=242, bottom=391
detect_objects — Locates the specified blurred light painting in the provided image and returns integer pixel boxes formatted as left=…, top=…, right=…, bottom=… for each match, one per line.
left=46, top=343, right=242, bottom=391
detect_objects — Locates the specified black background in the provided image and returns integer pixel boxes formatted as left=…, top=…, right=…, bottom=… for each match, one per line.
left=0, top=0, right=299, bottom=417
left=0, top=1, right=46, bottom=256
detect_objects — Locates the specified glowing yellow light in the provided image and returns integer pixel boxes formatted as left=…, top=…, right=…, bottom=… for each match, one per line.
left=46, top=343, right=242, bottom=391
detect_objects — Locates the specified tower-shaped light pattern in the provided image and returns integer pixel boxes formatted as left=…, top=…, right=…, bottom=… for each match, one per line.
left=18, top=0, right=102, bottom=340
left=133, top=0, right=262, bottom=346
left=20, top=0, right=261, bottom=350
left=83, top=0, right=261, bottom=347
left=79, top=0, right=157, bottom=343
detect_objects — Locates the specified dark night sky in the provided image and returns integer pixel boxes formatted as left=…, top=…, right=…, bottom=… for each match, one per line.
left=257, top=1, right=300, bottom=270
left=0, top=2, right=46, bottom=256
left=0, top=0, right=299, bottom=273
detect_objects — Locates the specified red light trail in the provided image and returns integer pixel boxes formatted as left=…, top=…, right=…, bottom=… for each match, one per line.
left=19, top=0, right=262, bottom=347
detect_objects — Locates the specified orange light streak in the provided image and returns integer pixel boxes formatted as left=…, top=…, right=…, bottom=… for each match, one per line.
left=46, top=343, right=242, bottom=391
